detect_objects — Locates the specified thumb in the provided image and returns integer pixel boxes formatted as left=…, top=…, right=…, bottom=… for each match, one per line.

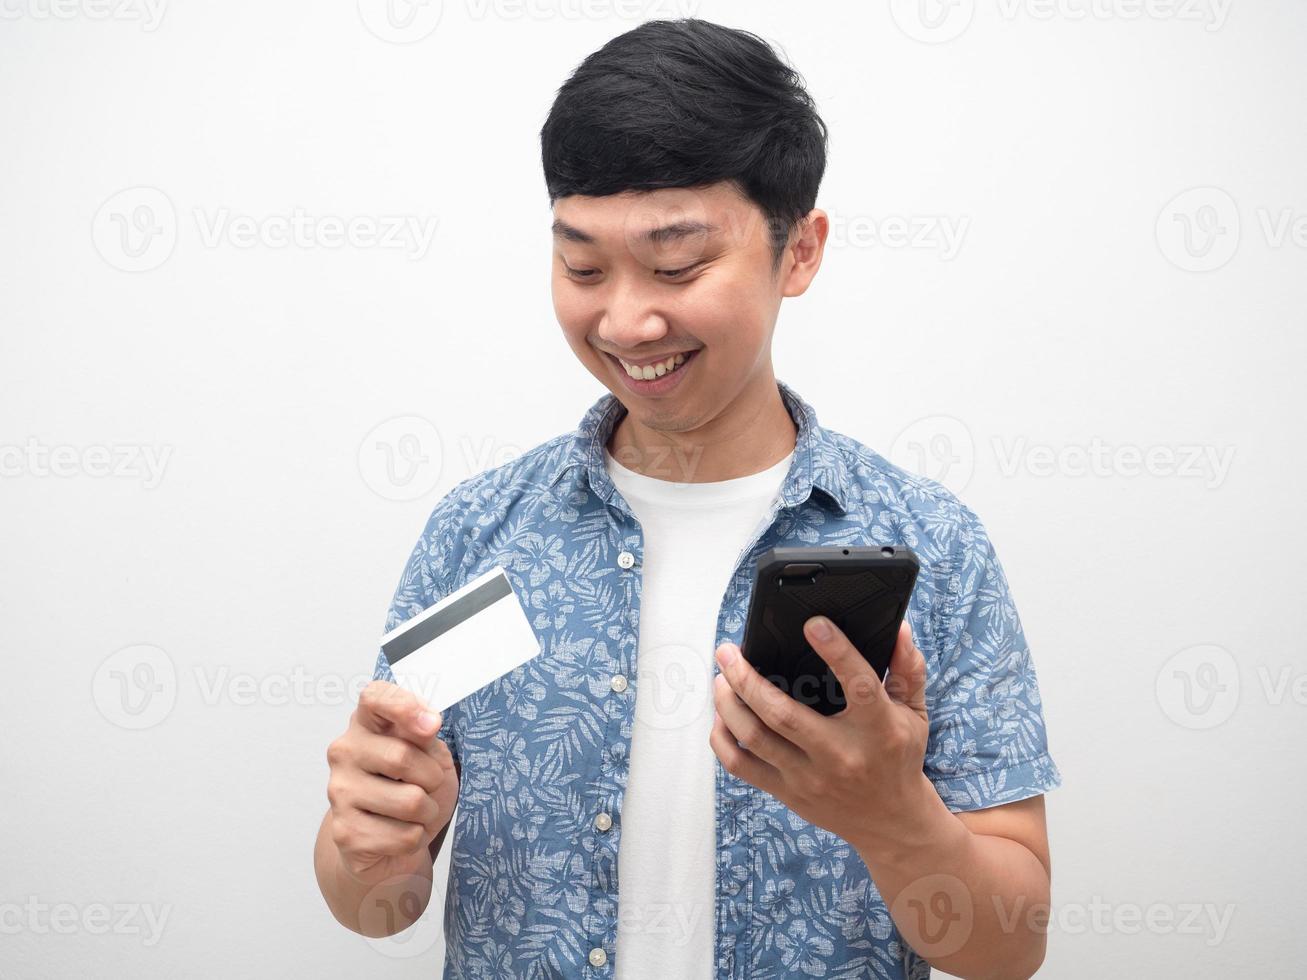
left=883, top=620, right=927, bottom=717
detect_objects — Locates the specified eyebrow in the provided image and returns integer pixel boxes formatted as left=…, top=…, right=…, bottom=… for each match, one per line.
left=551, top=218, right=719, bottom=246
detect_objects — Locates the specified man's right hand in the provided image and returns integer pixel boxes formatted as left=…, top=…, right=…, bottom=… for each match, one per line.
left=325, top=680, right=459, bottom=889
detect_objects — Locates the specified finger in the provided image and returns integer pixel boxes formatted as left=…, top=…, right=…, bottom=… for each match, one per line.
left=712, top=673, right=807, bottom=771
left=353, top=729, right=451, bottom=796
left=715, top=642, right=823, bottom=751
left=883, top=620, right=928, bottom=712
left=337, top=805, right=436, bottom=859
left=802, top=616, right=887, bottom=711
left=709, top=711, right=782, bottom=796
left=356, top=680, right=442, bottom=749
left=353, top=770, right=444, bottom=832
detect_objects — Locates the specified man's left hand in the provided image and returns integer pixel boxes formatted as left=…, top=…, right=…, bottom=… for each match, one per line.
left=709, top=616, right=931, bottom=849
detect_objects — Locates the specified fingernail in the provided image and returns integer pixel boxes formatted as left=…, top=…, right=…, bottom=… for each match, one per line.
left=716, top=644, right=736, bottom=667
left=808, top=616, right=832, bottom=641
left=418, top=711, right=440, bottom=732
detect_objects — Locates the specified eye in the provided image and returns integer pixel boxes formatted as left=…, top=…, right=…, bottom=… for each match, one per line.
left=657, top=262, right=702, bottom=279
left=562, top=261, right=702, bottom=282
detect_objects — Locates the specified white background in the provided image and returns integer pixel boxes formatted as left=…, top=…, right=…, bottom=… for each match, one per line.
left=2, top=1, right=1304, bottom=976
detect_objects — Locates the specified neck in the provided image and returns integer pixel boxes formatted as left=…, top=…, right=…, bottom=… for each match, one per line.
left=607, top=373, right=797, bottom=484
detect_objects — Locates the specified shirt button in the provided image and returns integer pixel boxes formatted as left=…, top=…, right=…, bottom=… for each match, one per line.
left=588, top=947, right=608, bottom=967
left=617, top=550, right=635, bottom=569
left=610, top=674, right=628, bottom=693
left=594, top=812, right=612, bottom=831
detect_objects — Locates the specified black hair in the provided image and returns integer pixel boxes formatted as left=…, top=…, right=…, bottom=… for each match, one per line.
left=540, top=18, right=829, bottom=275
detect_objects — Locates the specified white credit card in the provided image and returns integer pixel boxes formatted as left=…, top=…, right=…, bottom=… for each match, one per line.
left=380, top=565, right=542, bottom=712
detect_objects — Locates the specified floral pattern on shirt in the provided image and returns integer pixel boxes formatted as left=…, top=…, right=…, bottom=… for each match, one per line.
left=372, top=379, right=1061, bottom=978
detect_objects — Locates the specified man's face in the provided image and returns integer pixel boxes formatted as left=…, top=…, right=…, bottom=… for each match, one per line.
left=550, top=181, right=805, bottom=435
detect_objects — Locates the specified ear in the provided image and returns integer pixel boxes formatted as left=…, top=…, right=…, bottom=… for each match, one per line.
left=781, top=209, right=829, bottom=298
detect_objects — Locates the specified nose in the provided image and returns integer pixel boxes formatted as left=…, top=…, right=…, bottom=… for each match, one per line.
left=596, top=276, right=670, bottom=352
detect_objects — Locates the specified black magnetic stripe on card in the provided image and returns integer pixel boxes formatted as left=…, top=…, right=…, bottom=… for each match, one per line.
left=382, top=573, right=514, bottom=665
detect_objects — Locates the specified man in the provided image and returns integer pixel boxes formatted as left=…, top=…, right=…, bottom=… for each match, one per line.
left=314, top=17, right=1060, bottom=979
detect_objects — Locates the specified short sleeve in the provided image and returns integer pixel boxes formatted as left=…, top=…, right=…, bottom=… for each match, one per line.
left=923, top=509, right=1061, bottom=811
left=371, top=487, right=470, bottom=766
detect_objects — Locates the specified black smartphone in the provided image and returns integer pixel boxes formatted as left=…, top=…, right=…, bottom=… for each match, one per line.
left=740, top=545, right=920, bottom=716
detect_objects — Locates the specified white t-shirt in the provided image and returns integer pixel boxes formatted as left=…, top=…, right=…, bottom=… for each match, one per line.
left=604, top=445, right=793, bottom=979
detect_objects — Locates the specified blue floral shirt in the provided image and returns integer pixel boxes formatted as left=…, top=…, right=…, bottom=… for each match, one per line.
left=372, top=379, right=1061, bottom=979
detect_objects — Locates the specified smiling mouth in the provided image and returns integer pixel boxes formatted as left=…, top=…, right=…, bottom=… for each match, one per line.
left=608, top=349, right=698, bottom=381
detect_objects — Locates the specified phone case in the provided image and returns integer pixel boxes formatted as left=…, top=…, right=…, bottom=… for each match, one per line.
left=740, top=545, right=920, bottom=715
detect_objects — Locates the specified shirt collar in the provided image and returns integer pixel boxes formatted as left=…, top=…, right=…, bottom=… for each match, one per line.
left=547, top=378, right=854, bottom=516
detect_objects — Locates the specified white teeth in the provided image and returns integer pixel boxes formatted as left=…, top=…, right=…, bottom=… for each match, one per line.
left=619, top=351, right=691, bottom=381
